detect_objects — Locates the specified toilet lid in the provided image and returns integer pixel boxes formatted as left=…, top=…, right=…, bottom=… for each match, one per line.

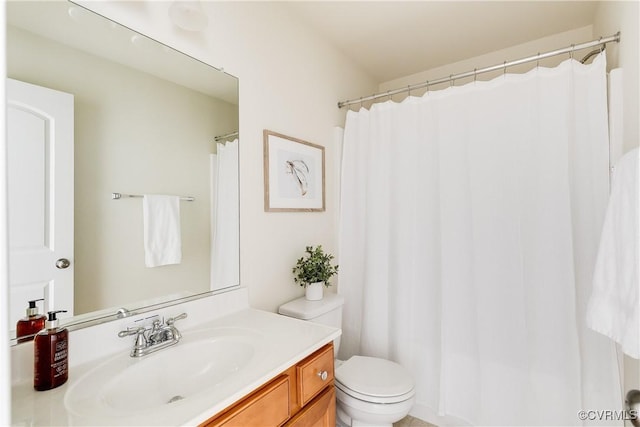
left=335, top=356, right=414, bottom=400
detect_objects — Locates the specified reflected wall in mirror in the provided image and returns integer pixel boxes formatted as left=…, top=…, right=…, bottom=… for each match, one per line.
left=7, top=1, right=239, bottom=342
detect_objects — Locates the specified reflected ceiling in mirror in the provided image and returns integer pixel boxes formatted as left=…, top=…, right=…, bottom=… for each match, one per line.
left=7, top=1, right=239, bottom=343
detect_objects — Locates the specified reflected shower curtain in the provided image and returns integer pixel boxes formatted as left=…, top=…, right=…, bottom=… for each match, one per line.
left=210, top=140, right=239, bottom=290
left=339, top=54, right=620, bottom=426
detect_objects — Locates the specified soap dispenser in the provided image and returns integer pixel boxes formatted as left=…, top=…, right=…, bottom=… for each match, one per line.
left=34, top=310, right=69, bottom=391
left=16, top=298, right=46, bottom=343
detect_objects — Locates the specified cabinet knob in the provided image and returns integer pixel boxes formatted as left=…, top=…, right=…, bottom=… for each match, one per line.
left=317, top=370, right=328, bottom=381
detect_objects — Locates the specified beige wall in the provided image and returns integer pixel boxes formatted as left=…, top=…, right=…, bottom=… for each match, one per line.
left=7, top=26, right=238, bottom=314
left=77, top=1, right=378, bottom=313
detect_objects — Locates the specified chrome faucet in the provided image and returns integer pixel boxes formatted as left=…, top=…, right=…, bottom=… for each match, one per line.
left=118, top=313, right=187, bottom=357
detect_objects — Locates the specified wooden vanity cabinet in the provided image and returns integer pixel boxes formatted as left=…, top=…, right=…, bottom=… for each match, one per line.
left=201, top=343, right=335, bottom=427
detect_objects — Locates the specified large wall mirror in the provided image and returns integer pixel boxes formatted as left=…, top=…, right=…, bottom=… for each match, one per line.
left=7, top=1, right=239, bottom=343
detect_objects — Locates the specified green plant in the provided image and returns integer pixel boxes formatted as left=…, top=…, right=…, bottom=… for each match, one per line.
left=292, top=245, right=339, bottom=287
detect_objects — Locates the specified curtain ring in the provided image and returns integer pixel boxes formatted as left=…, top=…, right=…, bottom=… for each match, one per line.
left=450, top=74, right=454, bottom=87
left=473, top=68, right=477, bottom=82
left=426, top=80, right=429, bottom=94
left=407, top=85, right=411, bottom=97
left=360, top=97, right=363, bottom=109
left=536, top=53, right=540, bottom=69
left=503, top=60, right=507, bottom=77
left=387, top=90, right=392, bottom=102
left=570, top=44, right=575, bottom=59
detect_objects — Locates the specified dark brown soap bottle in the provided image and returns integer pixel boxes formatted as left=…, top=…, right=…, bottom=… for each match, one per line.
left=16, top=298, right=46, bottom=343
left=34, top=310, right=69, bottom=391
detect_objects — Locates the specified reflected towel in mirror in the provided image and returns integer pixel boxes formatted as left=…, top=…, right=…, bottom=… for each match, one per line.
left=143, top=195, right=182, bottom=268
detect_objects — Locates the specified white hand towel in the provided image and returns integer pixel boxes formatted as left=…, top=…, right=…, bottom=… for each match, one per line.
left=143, top=195, right=182, bottom=268
left=586, top=148, right=639, bottom=359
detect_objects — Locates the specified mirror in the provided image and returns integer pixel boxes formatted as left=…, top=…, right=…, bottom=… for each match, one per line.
left=7, top=1, right=239, bottom=343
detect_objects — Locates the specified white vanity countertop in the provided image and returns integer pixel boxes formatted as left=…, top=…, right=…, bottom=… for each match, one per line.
left=11, top=308, right=340, bottom=426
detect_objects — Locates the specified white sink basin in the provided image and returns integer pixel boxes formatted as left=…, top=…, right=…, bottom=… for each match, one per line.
left=64, top=327, right=262, bottom=417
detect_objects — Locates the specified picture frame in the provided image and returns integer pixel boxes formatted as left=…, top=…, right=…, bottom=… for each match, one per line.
left=263, top=130, right=325, bottom=212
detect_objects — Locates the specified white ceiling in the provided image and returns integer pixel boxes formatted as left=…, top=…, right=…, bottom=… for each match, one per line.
left=285, top=1, right=600, bottom=83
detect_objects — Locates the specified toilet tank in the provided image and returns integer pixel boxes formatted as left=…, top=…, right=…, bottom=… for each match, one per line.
left=278, top=293, right=344, bottom=356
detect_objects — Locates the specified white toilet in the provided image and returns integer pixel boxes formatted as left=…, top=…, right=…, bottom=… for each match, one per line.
left=279, top=293, right=415, bottom=427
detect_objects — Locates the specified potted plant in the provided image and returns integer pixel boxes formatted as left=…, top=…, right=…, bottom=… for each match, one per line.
left=292, top=245, right=339, bottom=301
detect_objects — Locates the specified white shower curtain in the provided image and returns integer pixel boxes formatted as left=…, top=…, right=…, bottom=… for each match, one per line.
left=339, top=54, right=621, bottom=426
left=210, top=140, right=239, bottom=291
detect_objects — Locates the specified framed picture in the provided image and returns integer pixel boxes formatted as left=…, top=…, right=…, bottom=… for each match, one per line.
left=263, top=130, right=325, bottom=212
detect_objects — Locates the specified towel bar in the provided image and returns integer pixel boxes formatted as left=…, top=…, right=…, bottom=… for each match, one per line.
left=111, top=192, right=195, bottom=202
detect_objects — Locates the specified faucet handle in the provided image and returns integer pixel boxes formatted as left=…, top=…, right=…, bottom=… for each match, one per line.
left=166, top=313, right=187, bottom=326
left=119, top=326, right=148, bottom=357
left=118, top=326, right=146, bottom=338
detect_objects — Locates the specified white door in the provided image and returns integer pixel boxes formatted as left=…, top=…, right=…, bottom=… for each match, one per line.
left=7, top=78, right=74, bottom=336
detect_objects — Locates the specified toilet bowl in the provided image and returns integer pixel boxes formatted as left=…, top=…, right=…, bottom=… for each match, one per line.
left=278, top=294, right=415, bottom=427
left=335, top=356, right=415, bottom=427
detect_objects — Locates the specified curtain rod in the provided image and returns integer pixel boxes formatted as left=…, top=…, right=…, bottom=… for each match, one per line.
left=338, top=32, right=621, bottom=109
left=214, top=131, right=239, bottom=142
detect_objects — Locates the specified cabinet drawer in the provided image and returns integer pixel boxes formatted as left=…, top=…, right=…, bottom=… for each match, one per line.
left=203, top=375, right=290, bottom=427
left=296, top=344, right=334, bottom=406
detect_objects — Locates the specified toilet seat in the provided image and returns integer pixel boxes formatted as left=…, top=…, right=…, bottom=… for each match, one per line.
left=335, top=356, right=415, bottom=404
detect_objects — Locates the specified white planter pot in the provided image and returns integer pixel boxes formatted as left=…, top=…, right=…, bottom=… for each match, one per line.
left=305, top=281, right=324, bottom=301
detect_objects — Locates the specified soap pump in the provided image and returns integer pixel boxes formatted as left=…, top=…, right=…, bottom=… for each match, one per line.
left=34, top=310, right=69, bottom=391
left=16, top=298, right=46, bottom=343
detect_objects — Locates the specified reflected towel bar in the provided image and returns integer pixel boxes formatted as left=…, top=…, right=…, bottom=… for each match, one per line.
left=112, top=192, right=195, bottom=202
left=214, top=131, right=239, bottom=142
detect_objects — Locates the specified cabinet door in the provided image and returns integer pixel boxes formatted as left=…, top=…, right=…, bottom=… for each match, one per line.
left=202, top=375, right=291, bottom=427
left=285, top=386, right=335, bottom=427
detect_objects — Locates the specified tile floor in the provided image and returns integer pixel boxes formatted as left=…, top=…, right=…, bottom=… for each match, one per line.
left=393, top=415, right=437, bottom=427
